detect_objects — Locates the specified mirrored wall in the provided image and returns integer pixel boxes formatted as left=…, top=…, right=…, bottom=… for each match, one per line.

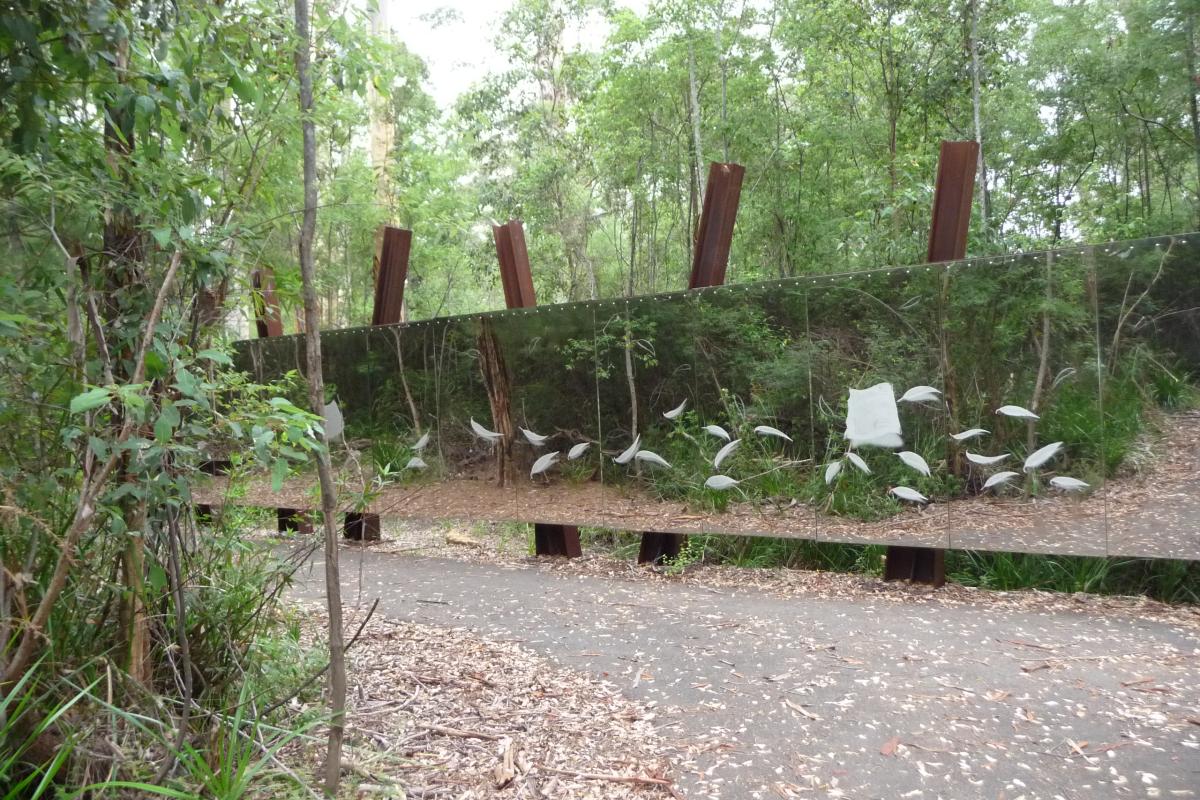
left=233, top=232, right=1200, bottom=560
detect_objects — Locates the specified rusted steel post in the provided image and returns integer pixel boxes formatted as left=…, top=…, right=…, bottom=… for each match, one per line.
left=689, top=162, right=746, bottom=288
left=372, top=226, right=412, bottom=326
left=251, top=268, right=285, bottom=338
left=249, top=269, right=313, bottom=533
left=493, top=220, right=583, bottom=558
left=639, top=162, right=745, bottom=564
left=343, top=225, right=412, bottom=541
left=882, top=140, right=978, bottom=587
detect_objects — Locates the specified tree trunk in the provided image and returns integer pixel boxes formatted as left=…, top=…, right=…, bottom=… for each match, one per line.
left=1188, top=13, right=1200, bottom=224
left=477, top=319, right=516, bottom=487
left=293, top=1, right=346, bottom=794
left=969, top=0, right=991, bottom=234
left=1026, top=251, right=1053, bottom=496
left=100, top=4, right=152, bottom=686
left=688, top=39, right=704, bottom=213
left=389, top=327, right=422, bottom=436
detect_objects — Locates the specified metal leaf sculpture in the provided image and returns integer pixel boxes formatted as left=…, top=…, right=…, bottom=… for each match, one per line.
left=1051, top=367, right=1077, bottom=390
left=613, top=435, right=641, bottom=465
left=713, top=439, right=741, bottom=469
left=950, top=428, right=989, bottom=442
left=890, top=486, right=928, bottom=504
left=404, top=456, right=427, bottom=471
left=703, top=424, right=731, bottom=442
left=982, top=470, right=1019, bottom=490
left=966, top=451, right=1009, bottom=466
left=663, top=399, right=688, bottom=420
left=824, top=460, right=843, bottom=485
left=845, top=382, right=903, bottom=449
left=705, top=475, right=740, bottom=491
left=996, top=404, right=1039, bottom=420
left=1049, top=476, right=1089, bottom=491
left=1023, top=441, right=1063, bottom=472
left=899, top=385, right=942, bottom=404
left=530, top=451, right=560, bottom=478
left=322, top=400, right=345, bottom=441
left=634, top=450, right=671, bottom=469
left=412, top=431, right=430, bottom=452
left=753, top=425, right=792, bottom=442
left=470, top=418, right=503, bottom=442
left=846, top=452, right=871, bottom=474
left=567, top=442, right=591, bottom=460
left=520, top=427, right=550, bottom=446
left=897, top=451, right=931, bottom=476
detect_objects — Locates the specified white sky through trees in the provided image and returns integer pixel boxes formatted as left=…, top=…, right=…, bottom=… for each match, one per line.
left=381, top=0, right=649, bottom=110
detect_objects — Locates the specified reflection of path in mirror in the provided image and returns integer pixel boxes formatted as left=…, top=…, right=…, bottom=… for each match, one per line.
left=196, top=412, right=1200, bottom=560
left=284, top=544, right=1200, bottom=799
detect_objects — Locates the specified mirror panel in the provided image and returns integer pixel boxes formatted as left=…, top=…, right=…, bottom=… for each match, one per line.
left=228, top=233, right=1200, bottom=561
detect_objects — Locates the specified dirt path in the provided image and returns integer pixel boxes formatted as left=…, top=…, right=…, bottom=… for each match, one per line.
left=285, top=543, right=1200, bottom=799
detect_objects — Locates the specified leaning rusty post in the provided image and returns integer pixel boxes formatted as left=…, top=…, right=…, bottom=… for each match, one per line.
left=493, top=220, right=583, bottom=558
left=372, top=226, right=412, bottom=326
left=343, top=225, right=413, bottom=541
left=250, top=269, right=312, bottom=533
left=882, top=140, right=978, bottom=587
left=639, top=162, right=746, bottom=564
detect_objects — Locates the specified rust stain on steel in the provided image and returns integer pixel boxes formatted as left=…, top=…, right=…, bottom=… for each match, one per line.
left=689, top=162, right=746, bottom=289
left=926, top=141, right=978, bottom=263
left=372, top=226, right=413, bottom=326
left=640, top=162, right=746, bottom=565
left=251, top=268, right=284, bottom=338
left=884, top=140, right=978, bottom=588
left=493, top=219, right=581, bottom=557
left=493, top=220, right=537, bottom=309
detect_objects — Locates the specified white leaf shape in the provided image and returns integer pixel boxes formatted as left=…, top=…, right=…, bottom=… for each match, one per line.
left=899, top=385, right=942, bottom=404
left=890, top=486, right=929, bottom=504
left=703, top=424, right=731, bottom=442
left=412, top=431, right=430, bottom=452
left=824, top=460, right=843, bottom=485
left=996, top=404, right=1039, bottom=420
left=520, top=427, right=550, bottom=446
left=845, top=382, right=903, bottom=449
left=982, top=470, right=1019, bottom=490
left=663, top=399, right=688, bottom=420
left=634, top=449, right=671, bottom=469
left=1023, top=441, right=1063, bottom=472
left=754, top=424, right=793, bottom=442
left=846, top=452, right=871, bottom=474
left=897, top=451, right=931, bottom=476
left=713, top=439, right=741, bottom=469
left=613, top=435, right=641, bottom=465
left=704, top=475, right=740, bottom=491
left=470, top=418, right=503, bottom=441
left=966, top=451, right=1009, bottom=466
left=322, top=401, right=344, bottom=441
left=950, top=428, right=989, bottom=442
left=567, top=442, right=591, bottom=460
left=1051, top=367, right=1077, bottom=390
left=404, top=456, right=427, bottom=471
left=530, top=451, right=560, bottom=478
left=1049, top=476, right=1089, bottom=492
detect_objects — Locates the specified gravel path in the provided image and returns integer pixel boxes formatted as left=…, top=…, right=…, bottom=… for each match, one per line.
left=287, top=546, right=1200, bottom=799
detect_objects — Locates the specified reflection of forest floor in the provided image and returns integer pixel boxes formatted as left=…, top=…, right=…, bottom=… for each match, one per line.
left=196, top=412, right=1200, bottom=560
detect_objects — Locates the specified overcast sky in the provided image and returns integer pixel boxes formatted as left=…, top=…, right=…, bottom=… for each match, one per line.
left=380, top=0, right=649, bottom=110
